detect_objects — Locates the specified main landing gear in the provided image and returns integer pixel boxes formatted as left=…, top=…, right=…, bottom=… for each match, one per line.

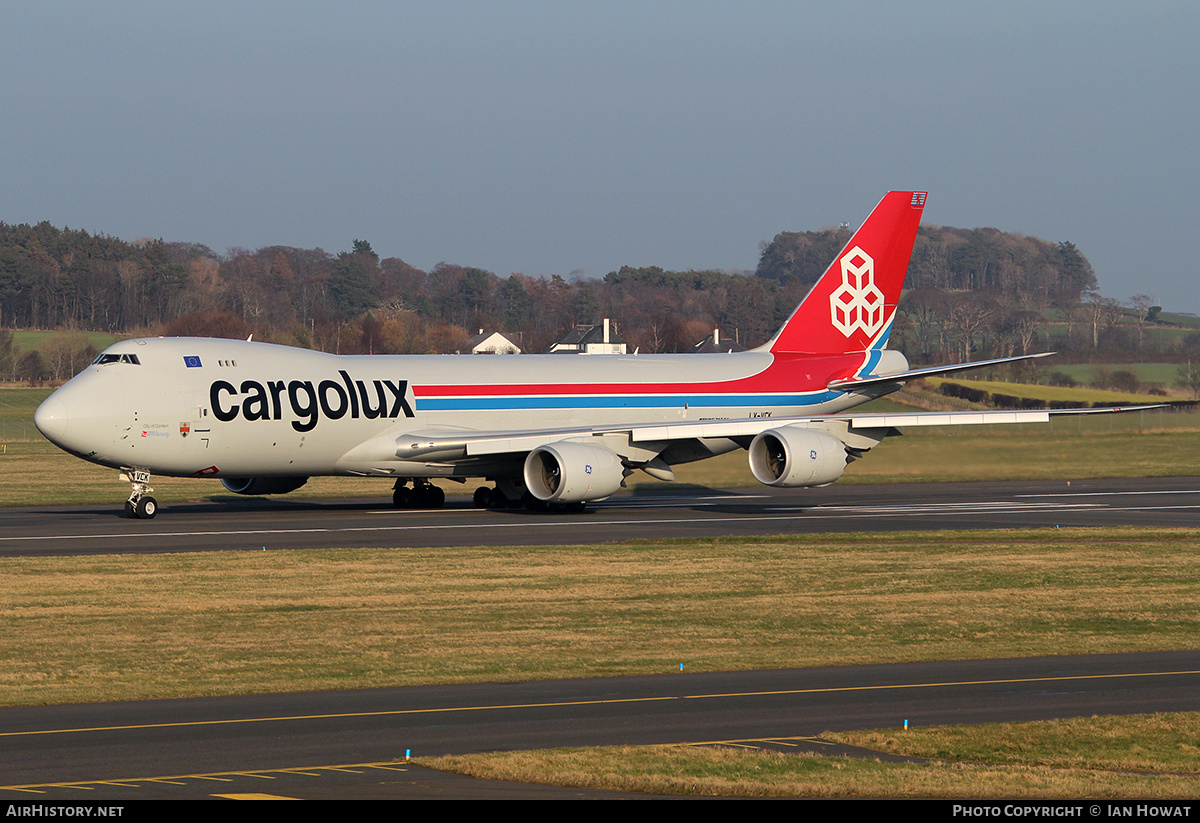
left=392, top=479, right=446, bottom=509
left=472, top=485, right=587, bottom=512
left=474, top=485, right=521, bottom=509
left=121, top=469, right=158, bottom=519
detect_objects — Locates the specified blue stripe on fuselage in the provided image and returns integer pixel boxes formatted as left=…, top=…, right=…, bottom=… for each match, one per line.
left=415, top=391, right=844, bottom=412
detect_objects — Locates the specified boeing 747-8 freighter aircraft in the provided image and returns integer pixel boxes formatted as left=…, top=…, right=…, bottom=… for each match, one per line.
left=35, top=192, right=1107, bottom=517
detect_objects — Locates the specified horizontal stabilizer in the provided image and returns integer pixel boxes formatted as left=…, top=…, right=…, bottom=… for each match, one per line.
left=828, top=352, right=1055, bottom=391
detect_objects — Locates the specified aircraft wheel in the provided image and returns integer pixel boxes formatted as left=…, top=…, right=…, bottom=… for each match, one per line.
left=393, top=487, right=410, bottom=508
left=409, top=484, right=444, bottom=508
left=136, top=496, right=158, bottom=519
left=124, top=500, right=136, bottom=519
left=473, top=487, right=491, bottom=508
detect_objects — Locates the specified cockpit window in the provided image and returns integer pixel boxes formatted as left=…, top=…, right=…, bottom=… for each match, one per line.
left=93, top=353, right=141, bottom=365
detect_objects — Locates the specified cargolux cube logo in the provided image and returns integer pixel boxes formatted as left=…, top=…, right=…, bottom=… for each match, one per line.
left=829, top=246, right=885, bottom=338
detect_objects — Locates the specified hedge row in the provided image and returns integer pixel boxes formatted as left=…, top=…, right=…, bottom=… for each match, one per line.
left=937, top=382, right=1149, bottom=410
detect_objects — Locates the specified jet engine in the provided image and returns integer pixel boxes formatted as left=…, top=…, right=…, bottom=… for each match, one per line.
left=219, top=476, right=310, bottom=496
left=748, top=426, right=847, bottom=488
left=523, top=441, right=626, bottom=503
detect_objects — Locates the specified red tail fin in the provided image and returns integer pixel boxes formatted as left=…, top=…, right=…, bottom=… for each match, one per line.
left=765, top=191, right=926, bottom=355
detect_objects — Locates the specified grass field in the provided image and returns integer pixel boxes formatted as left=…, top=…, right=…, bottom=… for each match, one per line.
left=1158, top=312, right=1200, bottom=330
left=8, top=330, right=120, bottom=354
left=0, top=440, right=403, bottom=506
left=424, top=713, right=1200, bottom=797
left=1050, top=362, right=1187, bottom=388
left=661, top=424, right=1200, bottom=489
left=0, top=387, right=53, bottom=423
left=1040, top=321, right=1196, bottom=352
left=4, top=528, right=1199, bottom=796
left=3, top=528, right=1198, bottom=707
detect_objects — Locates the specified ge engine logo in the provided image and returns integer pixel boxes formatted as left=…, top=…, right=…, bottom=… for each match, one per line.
left=829, top=246, right=885, bottom=338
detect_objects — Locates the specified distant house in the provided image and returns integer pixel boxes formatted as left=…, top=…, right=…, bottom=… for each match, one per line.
left=689, top=327, right=746, bottom=354
left=456, top=330, right=523, bottom=355
left=549, top=318, right=627, bottom=354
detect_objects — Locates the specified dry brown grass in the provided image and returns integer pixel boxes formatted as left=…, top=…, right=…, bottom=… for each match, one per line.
left=659, top=428, right=1200, bottom=488
left=423, top=720, right=1200, bottom=797
left=0, top=441, right=401, bottom=506
left=2, top=528, right=1198, bottom=706
left=829, top=713, right=1200, bottom=773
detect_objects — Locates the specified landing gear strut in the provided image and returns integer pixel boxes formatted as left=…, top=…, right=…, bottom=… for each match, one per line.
left=473, top=479, right=528, bottom=509
left=121, top=469, right=158, bottom=519
left=472, top=482, right=585, bottom=512
left=392, top=479, right=445, bottom=509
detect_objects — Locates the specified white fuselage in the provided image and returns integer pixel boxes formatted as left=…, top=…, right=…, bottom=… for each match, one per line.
left=35, top=337, right=905, bottom=480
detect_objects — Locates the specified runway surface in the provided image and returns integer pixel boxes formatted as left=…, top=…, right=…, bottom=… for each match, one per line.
left=3, top=477, right=1198, bottom=798
left=2, top=650, right=1198, bottom=799
left=3, top=476, right=1200, bottom=557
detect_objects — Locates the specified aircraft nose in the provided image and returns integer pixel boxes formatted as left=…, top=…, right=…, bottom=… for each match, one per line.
left=34, top=396, right=69, bottom=444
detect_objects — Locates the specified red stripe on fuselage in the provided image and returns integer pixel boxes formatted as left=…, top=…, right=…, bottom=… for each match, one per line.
left=412, top=353, right=864, bottom=397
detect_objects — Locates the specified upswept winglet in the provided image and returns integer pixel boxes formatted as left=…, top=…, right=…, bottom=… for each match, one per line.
left=765, top=190, right=926, bottom=356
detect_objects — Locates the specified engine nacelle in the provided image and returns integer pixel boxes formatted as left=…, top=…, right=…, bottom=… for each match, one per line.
left=523, top=441, right=626, bottom=503
left=748, top=427, right=847, bottom=488
left=219, top=476, right=310, bottom=496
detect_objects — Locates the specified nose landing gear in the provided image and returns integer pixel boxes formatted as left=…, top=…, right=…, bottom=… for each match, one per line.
left=120, top=469, right=158, bottom=519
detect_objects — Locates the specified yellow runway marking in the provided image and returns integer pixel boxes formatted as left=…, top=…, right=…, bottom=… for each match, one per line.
left=3, top=668, right=1197, bottom=741
left=680, top=669, right=1200, bottom=701
left=214, top=793, right=297, bottom=800
left=0, top=760, right=408, bottom=795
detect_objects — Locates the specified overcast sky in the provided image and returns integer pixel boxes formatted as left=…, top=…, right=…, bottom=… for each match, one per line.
left=3, top=1, right=1197, bottom=309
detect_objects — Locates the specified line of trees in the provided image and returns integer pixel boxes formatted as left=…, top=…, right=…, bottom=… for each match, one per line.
left=757, top=225, right=1098, bottom=298
left=0, top=222, right=807, bottom=357
left=3, top=218, right=1199, bottom=386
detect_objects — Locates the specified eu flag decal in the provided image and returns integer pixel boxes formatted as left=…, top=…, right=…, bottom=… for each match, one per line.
left=184, top=356, right=203, bottom=368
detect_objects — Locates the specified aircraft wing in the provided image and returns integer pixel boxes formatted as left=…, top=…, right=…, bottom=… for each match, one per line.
left=386, top=403, right=1162, bottom=461
left=827, top=352, right=1055, bottom=391
left=627, top=404, right=1161, bottom=441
